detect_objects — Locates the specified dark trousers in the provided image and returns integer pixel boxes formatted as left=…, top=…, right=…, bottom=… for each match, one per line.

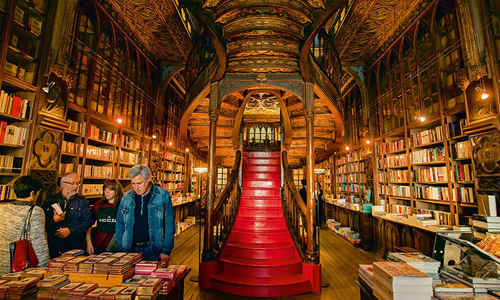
left=132, top=245, right=160, bottom=261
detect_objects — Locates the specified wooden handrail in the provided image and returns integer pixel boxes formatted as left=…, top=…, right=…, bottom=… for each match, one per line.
left=207, top=149, right=242, bottom=260
left=281, top=150, right=310, bottom=262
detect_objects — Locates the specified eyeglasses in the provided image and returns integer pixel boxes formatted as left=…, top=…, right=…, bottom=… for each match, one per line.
left=62, top=181, right=80, bottom=186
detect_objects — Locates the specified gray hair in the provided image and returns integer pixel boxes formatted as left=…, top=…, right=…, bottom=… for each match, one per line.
left=61, top=172, right=79, bottom=182
left=129, top=165, right=151, bottom=179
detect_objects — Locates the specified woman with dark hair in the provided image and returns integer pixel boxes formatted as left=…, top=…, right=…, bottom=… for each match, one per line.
left=86, top=179, right=124, bottom=254
left=0, top=176, right=49, bottom=273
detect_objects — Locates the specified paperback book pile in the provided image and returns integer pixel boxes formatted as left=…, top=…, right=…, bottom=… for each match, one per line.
left=6, top=277, right=39, bottom=300
left=116, top=286, right=137, bottom=299
left=83, top=287, right=108, bottom=299
left=387, top=252, right=441, bottom=281
left=78, top=257, right=103, bottom=274
left=36, top=274, right=69, bottom=299
left=372, top=261, right=433, bottom=300
left=62, top=249, right=85, bottom=257
left=358, top=265, right=374, bottom=290
left=65, top=256, right=89, bottom=273
left=442, top=267, right=500, bottom=293
left=136, top=278, right=162, bottom=299
left=100, top=286, right=126, bottom=300
left=94, top=257, right=119, bottom=274
left=135, top=261, right=160, bottom=275
left=434, top=276, right=473, bottom=294
left=54, top=282, right=83, bottom=299
left=48, top=256, right=75, bottom=273
left=472, top=215, right=500, bottom=240
left=68, top=283, right=97, bottom=300
left=108, top=259, right=134, bottom=275
left=0, top=280, right=11, bottom=298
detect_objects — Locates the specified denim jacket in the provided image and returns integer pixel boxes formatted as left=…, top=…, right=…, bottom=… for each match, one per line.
left=116, top=184, right=175, bottom=255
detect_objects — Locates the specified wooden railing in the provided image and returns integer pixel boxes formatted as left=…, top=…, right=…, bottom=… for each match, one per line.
left=281, top=151, right=309, bottom=261
left=185, top=31, right=215, bottom=86
left=243, top=124, right=281, bottom=151
left=310, top=28, right=342, bottom=90
left=210, top=150, right=242, bottom=259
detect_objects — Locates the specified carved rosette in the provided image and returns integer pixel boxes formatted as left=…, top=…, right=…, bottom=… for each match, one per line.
left=30, top=127, right=62, bottom=170
left=472, top=132, right=500, bottom=176
left=208, top=107, right=220, bottom=122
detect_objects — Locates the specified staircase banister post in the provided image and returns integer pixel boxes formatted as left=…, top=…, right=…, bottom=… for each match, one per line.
left=304, top=82, right=319, bottom=264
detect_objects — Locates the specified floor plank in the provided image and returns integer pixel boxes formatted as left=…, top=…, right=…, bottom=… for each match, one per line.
left=169, top=225, right=383, bottom=300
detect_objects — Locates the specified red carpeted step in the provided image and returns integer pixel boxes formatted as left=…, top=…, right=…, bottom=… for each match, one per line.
left=242, top=172, right=280, bottom=181
left=219, top=256, right=302, bottom=277
left=238, top=207, right=282, bottom=218
left=244, top=165, right=281, bottom=173
left=233, top=216, right=286, bottom=230
left=211, top=273, right=311, bottom=298
left=242, top=180, right=280, bottom=189
left=224, top=241, right=296, bottom=260
left=241, top=188, right=280, bottom=198
left=239, top=197, right=281, bottom=208
left=243, top=152, right=281, bottom=158
left=243, top=158, right=280, bottom=165
left=229, top=229, right=292, bottom=243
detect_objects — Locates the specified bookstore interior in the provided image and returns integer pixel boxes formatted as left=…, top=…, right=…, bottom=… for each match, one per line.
left=2, top=0, right=500, bottom=299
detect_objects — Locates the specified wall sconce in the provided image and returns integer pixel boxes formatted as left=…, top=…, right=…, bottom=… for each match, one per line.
left=345, top=146, right=350, bottom=151
left=366, top=140, right=371, bottom=145
left=42, top=81, right=55, bottom=93
left=152, top=134, right=157, bottom=139
left=419, top=116, right=426, bottom=122
left=117, top=118, right=123, bottom=124
left=475, top=86, right=489, bottom=100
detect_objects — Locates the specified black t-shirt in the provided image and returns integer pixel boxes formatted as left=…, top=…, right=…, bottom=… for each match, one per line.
left=133, top=190, right=152, bottom=244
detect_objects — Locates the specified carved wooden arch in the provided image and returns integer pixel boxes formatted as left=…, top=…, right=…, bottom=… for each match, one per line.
left=342, top=66, right=367, bottom=111
left=158, top=65, right=185, bottom=103
left=230, top=89, right=292, bottom=151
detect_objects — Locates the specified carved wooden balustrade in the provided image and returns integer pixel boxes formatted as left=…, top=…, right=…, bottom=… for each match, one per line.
left=243, top=123, right=281, bottom=151
left=310, top=28, right=342, bottom=93
left=209, top=150, right=242, bottom=259
left=281, top=151, right=310, bottom=262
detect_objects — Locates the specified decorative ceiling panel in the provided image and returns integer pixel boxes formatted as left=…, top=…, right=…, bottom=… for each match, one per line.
left=335, top=0, right=427, bottom=65
left=102, top=0, right=192, bottom=62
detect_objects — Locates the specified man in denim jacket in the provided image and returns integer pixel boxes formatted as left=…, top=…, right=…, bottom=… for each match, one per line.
left=116, top=165, right=175, bottom=263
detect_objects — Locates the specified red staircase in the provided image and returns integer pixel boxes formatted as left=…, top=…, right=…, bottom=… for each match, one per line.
left=209, top=151, right=314, bottom=297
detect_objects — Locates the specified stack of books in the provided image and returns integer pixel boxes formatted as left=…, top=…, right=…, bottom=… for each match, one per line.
left=358, top=265, right=374, bottom=290
left=0, top=280, right=11, bottom=298
left=108, top=259, right=133, bottom=275
left=68, top=283, right=97, bottom=300
left=93, top=258, right=119, bottom=274
left=54, top=282, right=83, bottom=299
left=160, top=281, right=175, bottom=295
left=373, top=262, right=433, bottom=300
left=151, top=268, right=178, bottom=281
left=78, top=257, right=103, bottom=274
left=122, top=253, right=142, bottom=265
left=472, top=215, right=500, bottom=240
left=122, top=275, right=150, bottom=286
left=434, top=276, right=473, bottom=295
left=387, top=252, right=441, bottom=281
left=36, top=275, right=69, bottom=299
left=21, top=269, right=46, bottom=279
left=135, top=261, right=160, bottom=275
left=168, top=265, right=188, bottom=278
left=83, top=287, right=108, bottom=299
left=7, top=277, right=39, bottom=299
left=65, top=256, right=89, bottom=273
left=100, top=286, right=126, bottom=300
left=48, top=256, right=74, bottom=273
left=136, top=278, right=162, bottom=299
left=117, top=286, right=137, bottom=299
left=442, top=267, right=500, bottom=293
left=62, top=249, right=85, bottom=257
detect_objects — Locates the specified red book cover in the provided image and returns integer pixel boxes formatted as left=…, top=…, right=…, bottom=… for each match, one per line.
left=11, top=96, right=21, bottom=117
left=0, top=121, right=6, bottom=143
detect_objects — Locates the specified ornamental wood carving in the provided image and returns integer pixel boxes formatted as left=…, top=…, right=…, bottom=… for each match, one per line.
left=472, top=132, right=500, bottom=192
left=30, top=127, right=62, bottom=170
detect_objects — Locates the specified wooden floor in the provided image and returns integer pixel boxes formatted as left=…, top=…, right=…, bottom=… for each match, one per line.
left=170, top=225, right=384, bottom=300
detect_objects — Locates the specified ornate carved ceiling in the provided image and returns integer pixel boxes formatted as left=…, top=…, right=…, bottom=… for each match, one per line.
left=102, top=0, right=192, bottom=63
left=334, top=0, right=429, bottom=65
left=244, top=92, right=280, bottom=122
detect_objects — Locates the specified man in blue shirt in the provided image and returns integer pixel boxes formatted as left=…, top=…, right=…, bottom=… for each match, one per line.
left=116, top=166, right=175, bottom=264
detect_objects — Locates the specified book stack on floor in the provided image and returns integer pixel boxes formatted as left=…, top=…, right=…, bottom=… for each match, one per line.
left=36, top=274, right=69, bottom=299
left=387, top=252, right=441, bottom=282
left=358, top=265, right=374, bottom=290
left=136, top=278, right=162, bottom=299
left=6, top=277, right=39, bottom=300
left=373, top=262, right=433, bottom=300
left=472, top=215, right=500, bottom=240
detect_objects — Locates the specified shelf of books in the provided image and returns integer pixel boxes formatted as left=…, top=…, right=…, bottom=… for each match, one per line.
left=335, top=148, right=367, bottom=204
left=0, top=0, right=49, bottom=201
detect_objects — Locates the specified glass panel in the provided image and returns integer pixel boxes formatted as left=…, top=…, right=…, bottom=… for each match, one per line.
left=416, top=21, right=439, bottom=116
left=402, top=36, right=419, bottom=122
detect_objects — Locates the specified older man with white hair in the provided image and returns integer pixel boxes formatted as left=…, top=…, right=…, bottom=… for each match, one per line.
left=42, top=172, right=93, bottom=258
left=116, top=165, right=175, bottom=264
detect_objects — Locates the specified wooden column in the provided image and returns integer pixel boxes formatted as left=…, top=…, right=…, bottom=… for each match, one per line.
left=305, top=82, right=318, bottom=264
left=202, top=82, right=219, bottom=262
